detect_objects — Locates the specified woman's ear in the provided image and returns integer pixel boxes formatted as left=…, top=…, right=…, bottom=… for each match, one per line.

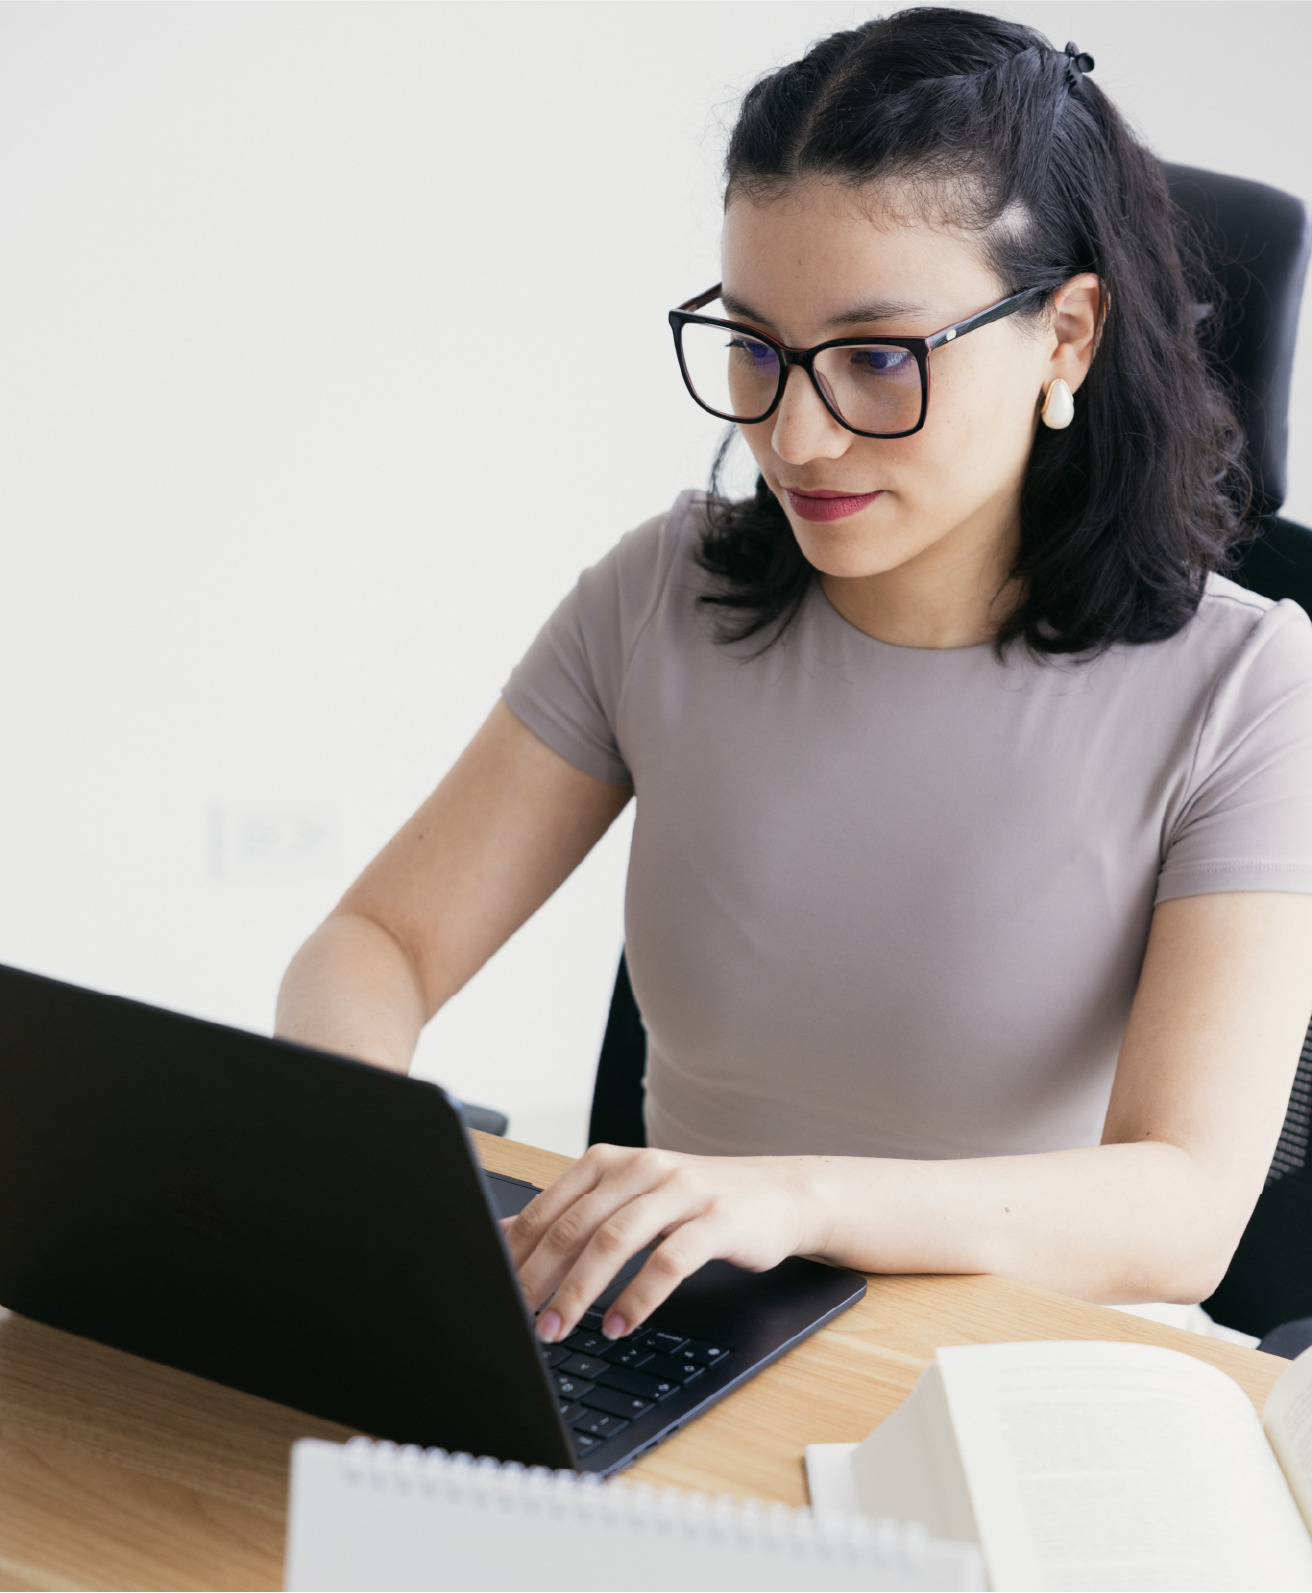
left=1048, top=273, right=1103, bottom=394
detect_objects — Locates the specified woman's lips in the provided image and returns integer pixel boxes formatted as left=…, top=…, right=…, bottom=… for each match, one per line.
left=785, top=487, right=883, bottom=522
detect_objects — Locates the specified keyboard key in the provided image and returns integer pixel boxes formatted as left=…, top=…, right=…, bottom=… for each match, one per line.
left=539, top=1343, right=570, bottom=1368
left=553, top=1372, right=595, bottom=1401
left=598, top=1365, right=679, bottom=1401
left=640, top=1353, right=705, bottom=1386
left=581, top=1385, right=652, bottom=1420
left=677, top=1340, right=731, bottom=1367
left=640, top=1331, right=687, bottom=1356
left=558, top=1400, right=587, bottom=1424
left=573, top=1431, right=603, bottom=1454
left=603, top=1341, right=653, bottom=1369
left=571, top=1410, right=630, bottom=1440
left=565, top=1330, right=610, bottom=1356
left=580, top=1308, right=605, bottom=1330
left=560, top=1353, right=607, bottom=1381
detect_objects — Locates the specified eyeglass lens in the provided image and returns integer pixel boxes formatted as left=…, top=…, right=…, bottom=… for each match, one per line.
left=678, top=320, right=923, bottom=434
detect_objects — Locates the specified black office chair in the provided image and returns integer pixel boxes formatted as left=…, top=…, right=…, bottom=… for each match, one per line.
left=1165, top=163, right=1312, bottom=1346
left=588, top=163, right=1312, bottom=1349
left=589, top=950, right=648, bottom=1149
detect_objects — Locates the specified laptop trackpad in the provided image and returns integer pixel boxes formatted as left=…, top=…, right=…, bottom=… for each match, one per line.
left=483, top=1171, right=540, bottom=1221
left=484, top=1172, right=649, bottom=1296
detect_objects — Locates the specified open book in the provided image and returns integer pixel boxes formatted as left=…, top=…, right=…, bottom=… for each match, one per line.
left=806, top=1341, right=1312, bottom=1591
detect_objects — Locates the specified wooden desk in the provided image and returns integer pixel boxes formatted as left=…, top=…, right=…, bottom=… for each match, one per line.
left=0, top=1132, right=1289, bottom=1590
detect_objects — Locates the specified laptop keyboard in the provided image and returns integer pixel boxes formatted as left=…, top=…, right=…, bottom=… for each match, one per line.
left=538, top=1307, right=733, bottom=1457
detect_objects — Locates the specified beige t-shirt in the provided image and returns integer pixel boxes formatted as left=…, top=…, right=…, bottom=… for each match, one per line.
left=503, top=492, right=1312, bottom=1160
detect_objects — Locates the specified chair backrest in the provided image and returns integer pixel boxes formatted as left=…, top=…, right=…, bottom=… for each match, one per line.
left=1163, top=164, right=1312, bottom=1337
left=1165, top=162, right=1312, bottom=658
left=587, top=951, right=647, bottom=1149
left=589, top=165, right=1312, bottom=1337
left=1163, top=162, right=1310, bottom=517
left=1206, top=1032, right=1312, bottom=1336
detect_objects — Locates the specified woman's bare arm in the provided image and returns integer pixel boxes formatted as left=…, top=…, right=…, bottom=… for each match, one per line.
left=506, top=890, right=1312, bottom=1341
left=275, top=702, right=631, bottom=1072
left=803, top=889, right=1312, bottom=1302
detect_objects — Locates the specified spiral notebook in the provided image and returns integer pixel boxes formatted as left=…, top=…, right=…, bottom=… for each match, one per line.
left=283, top=1436, right=986, bottom=1591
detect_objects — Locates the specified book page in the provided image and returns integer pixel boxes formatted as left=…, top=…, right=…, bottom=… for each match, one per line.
left=805, top=1442, right=863, bottom=1517
left=938, top=1340, right=1312, bottom=1592
left=1265, top=1348, right=1312, bottom=1530
left=849, top=1363, right=978, bottom=1545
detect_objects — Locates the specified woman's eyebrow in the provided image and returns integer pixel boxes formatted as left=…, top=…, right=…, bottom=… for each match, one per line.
left=828, top=297, right=928, bottom=327
left=720, top=290, right=929, bottom=330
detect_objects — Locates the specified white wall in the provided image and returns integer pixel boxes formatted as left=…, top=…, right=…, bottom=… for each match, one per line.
left=1, top=1, right=1309, bottom=1154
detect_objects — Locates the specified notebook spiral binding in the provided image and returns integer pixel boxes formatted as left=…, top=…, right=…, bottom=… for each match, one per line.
left=337, top=1434, right=931, bottom=1567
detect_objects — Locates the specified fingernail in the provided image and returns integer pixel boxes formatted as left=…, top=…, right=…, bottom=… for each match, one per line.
left=536, top=1309, right=562, bottom=1343
left=603, top=1312, right=627, bottom=1339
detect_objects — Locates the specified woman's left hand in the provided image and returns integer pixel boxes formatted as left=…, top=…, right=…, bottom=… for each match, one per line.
left=502, top=1144, right=822, bottom=1343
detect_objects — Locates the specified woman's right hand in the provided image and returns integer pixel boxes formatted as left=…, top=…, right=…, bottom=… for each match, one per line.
left=503, top=1142, right=819, bottom=1343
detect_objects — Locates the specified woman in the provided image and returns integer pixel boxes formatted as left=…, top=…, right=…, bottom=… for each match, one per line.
left=276, top=8, right=1312, bottom=1348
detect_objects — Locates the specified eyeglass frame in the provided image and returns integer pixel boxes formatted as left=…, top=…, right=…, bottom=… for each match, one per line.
left=668, top=282, right=1046, bottom=440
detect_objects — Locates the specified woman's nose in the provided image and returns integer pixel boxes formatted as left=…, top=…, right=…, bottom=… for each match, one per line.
left=770, top=365, right=851, bottom=464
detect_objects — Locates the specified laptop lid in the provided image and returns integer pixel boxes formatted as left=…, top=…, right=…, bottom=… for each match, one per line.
left=0, top=961, right=867, bottom=1474
left=0, top=962, right=576, bottom=1468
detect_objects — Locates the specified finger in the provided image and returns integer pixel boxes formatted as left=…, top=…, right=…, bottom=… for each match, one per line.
left=537, top=1185, right=707, bottom=1341
left=603, top=1219, right=724, bottom=1338
left=503, top=1152, right=610, bottom=1268
left=517, top=1162, right=679, bottom=1316
left=505, top=1143, right=663, bottom=1270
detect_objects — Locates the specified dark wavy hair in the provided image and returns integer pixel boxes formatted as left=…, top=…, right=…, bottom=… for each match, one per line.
left=698, top=7, right=1250, bottom=655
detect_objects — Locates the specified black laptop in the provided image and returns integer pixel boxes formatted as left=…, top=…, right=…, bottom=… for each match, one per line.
left=0, top=962, right=865, bottom=1475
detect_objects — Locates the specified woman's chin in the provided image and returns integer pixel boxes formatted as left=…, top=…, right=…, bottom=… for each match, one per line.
left=789, top=514, right=915, bottom=582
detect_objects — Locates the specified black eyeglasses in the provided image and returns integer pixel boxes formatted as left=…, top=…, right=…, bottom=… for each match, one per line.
left=668, top=283, right=1044, bottom=439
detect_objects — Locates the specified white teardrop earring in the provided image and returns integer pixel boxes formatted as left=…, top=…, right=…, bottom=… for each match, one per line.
left=1040, top=378, right=1075, bottom=430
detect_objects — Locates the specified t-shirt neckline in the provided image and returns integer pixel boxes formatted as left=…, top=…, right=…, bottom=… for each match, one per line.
left=811, top=578, right=999, bottom=656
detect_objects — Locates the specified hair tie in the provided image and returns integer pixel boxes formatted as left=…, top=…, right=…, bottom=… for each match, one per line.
left=1063, top=41, right=1095, bottom=81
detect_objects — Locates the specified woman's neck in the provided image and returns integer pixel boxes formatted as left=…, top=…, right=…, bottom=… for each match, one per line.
left=819, top=507, right=1023, bottom=650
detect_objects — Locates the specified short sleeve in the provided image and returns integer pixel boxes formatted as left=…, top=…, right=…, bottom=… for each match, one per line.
left=500, top=498, right=690, bottom=785
left=1156, top=597, right=1312, bottom=903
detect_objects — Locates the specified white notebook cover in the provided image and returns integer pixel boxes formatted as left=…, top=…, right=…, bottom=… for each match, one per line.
left=283, top=1435, right=985, bottom=1591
